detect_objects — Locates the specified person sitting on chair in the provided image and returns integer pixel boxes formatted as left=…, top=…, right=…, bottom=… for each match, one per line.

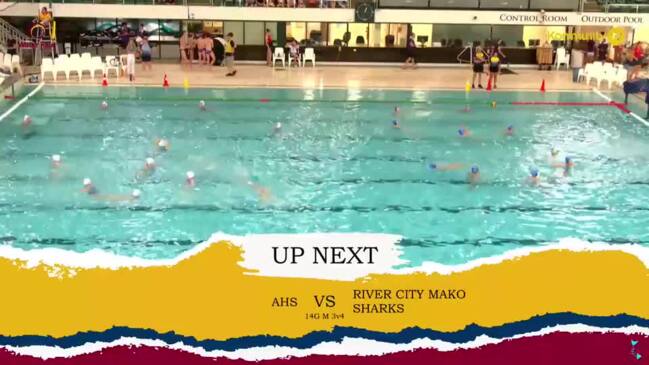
left=288, top=39, right=300, bottom=65
left=37, top=7, right=52, bottom=27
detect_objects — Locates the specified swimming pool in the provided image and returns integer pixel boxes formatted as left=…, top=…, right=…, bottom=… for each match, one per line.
left=0, top=85, right=647, bottom=266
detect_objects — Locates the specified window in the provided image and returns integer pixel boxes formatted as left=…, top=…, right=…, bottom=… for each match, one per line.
left=244, top=22, right=264, bottom=45
left=433, top=24, right=490, bottom=47
left=286, top=22, right=306, bottom=42
left=411, top=24, right=432, bottom=48
left=306, top=22, right=325, bottom=45
left=348, top=23, right=368, bottom=47
left=328, top=23, right=347, bottom=45
left=203, top=21, right=224, bottom=35
left=223, top=21, right=244, bottom=45
left=368, top=24, right=407, bottom=47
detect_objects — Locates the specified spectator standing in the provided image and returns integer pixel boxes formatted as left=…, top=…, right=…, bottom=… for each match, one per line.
left=188, top=33, right=197, bottom=64
left=126, top=37, right=138, bottom=81
left=265, top=29, right=273, bottom=66
left=597, top=33, right=609, bottom=62
left=472, top=46, right=486, bottom=89
left=224, top=32, right=237, bottom=77
left=402, top=34, right=417, bottom=69
left=141, top=36, right=153, bottom=72
left=570, top=46, right=584, bottom=83
left=204, top=33, right=215, bottom=65
left=179, top=31, right=190, bottom=64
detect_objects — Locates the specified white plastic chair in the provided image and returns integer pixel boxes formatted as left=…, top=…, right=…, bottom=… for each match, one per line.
left=585, top=62, right=604, bottom=86
left=54, top=55, right=70, bottom=80
left=603, top=67, right=627, bottom=89
left=10, top=54, right=21, bottom=75
left=2, top=54, right=12, bottom=73
left=302, top=47, right=315, bottom=67
left=88, top=56, right=105, bottom=79
left=78, top=54, right=95, bottom=79
left=68, top=54, right=82, bottom=80
left=80, top=52, right=92, bottom=64
left=104, top=55, right=120, bottom=77
left=41, top=57, right=56, bottom=81
left=272, top=47, right=285, bottom=68
left=555, top=47, right=570, bottom=70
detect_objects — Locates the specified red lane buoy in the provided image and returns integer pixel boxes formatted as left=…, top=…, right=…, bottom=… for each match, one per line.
left=259, top=98, right=270, bottom=103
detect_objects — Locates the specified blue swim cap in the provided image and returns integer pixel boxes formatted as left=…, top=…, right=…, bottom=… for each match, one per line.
left=565, top=156, right=572, bottom=164
left=429, top=163, right=437, bottom=170
left=392, top=120, right=399, bottom=126
left=507, top=125, right=513, bottom=130
left=471, top=166, right=479, bottom=174
left=458, top=128, right=465, bottom=136
left=530, top=168, right=539, bottom=177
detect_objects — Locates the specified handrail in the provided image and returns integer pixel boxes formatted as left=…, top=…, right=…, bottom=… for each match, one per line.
left=0, top=17, right=30, bottom=50
left=456, top=45, right=472, bottom=64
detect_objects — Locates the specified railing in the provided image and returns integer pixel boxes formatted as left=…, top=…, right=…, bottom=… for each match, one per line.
left=8, top=0, right=349, bottom=7
left=600, top=0, right=649, bottom=13
left=0, top=14, right=30, bottom=50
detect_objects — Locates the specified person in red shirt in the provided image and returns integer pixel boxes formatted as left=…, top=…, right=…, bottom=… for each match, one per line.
left=265, top=29, right=273, bottom=66
left=627, top=42, right=647, bottom=81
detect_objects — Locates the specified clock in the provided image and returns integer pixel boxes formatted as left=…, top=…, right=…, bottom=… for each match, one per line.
left=355, top=2, right=375, bottom=23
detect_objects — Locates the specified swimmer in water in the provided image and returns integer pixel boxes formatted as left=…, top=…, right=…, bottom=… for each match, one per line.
left=505, top=125, right=514, bottom=136
left=428, top=162, right=464, bottom=171
left=273, top=122, right=282, bottom=134
left=81, top=178, right=98, bottom=195
left=136, top=157, right=156, bottom=180
left=528, top=168, right=540, bottom=185
left=467, top=165, right=480, bottom=185
left=22, top=115, right=32, bottom=127
left=100, top=101, right=108, bottom=110
left=155, top=138, right=170, bottom=153
left=51, top=154, right=62, bottom=169
left=553, top=156, right=575, bottom=176
left=394, top=106, right=400, bottom=115
left=392, top=120, right=400, bottom=129
left=247, top=179, right=273, bottom=203
left=186, top=170, right=196, bottom=188
left=22, top=115, right=35, bottom=139
left=199, top=100, right=206, bottom=111
left=458, top=127, right=471, bottom=137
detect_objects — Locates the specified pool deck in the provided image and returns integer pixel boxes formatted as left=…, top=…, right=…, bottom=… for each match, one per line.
left=43, top=63, right=600, bottom=92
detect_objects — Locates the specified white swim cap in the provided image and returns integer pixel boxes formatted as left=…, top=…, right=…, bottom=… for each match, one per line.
left=52, top=154, right=61, bottom=162
left=132, top=189, right=141, bottom=198
left=276, top=122, right=282, bottom=129
left=199, top=100, right=206, bottom=106
left=83, top=178, right=92, bottom=186
left=23, top=115, right=31, bottom=122
left=186, top=171, right=195, bottom=179
left=158, top=139, right=169, bottom=147
left=101, top=101, right=108, bottom=107
left=146, top=157, right=155, bottom=166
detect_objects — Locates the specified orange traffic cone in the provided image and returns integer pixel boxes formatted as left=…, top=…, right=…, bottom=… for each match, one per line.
left=101, top=74, right=108, bottom=87
left=540, top=79, right=546, bottom=93
left=486, top=77, right=492, bottom=92
left=163, top=74, right=170, bottom=88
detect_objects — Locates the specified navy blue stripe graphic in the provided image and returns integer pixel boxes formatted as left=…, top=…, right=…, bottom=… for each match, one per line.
left=0, top=313, right=647, bottom=351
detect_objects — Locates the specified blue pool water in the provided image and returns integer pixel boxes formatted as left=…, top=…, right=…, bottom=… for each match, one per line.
left=0, top=85, right=648, bottom=265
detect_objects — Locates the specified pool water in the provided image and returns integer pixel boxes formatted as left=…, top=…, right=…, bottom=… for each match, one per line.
left=1, top=85, right=648, bottom=265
